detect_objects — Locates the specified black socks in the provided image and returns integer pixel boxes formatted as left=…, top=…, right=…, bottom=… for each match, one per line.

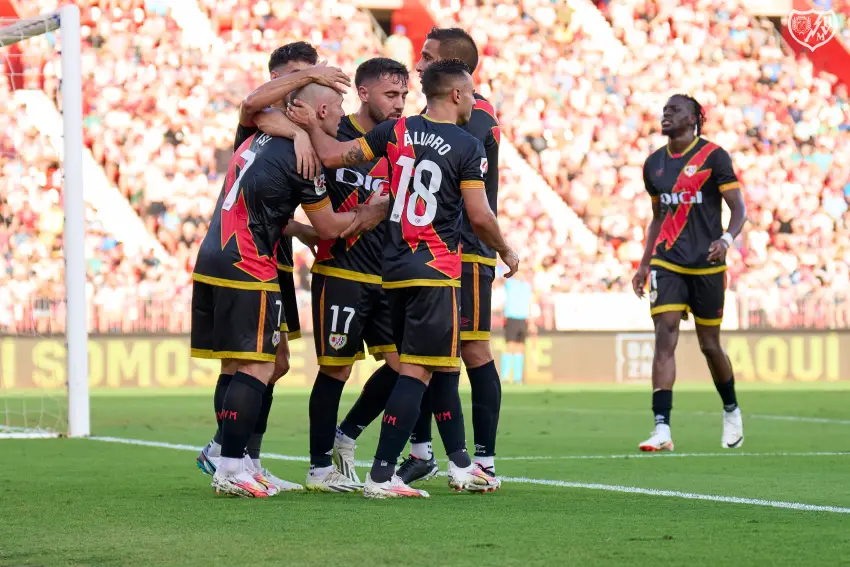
left=309, top=372, right=346, bottom=467
left=468, top=360, right=501, bottom=458
left=652, top=389, right=673, bottom=426
left=338, top=364, right=398, bottom=440
left=371, top=376, right=427, bottom=483
left=220, top=371, right=266, bottom=459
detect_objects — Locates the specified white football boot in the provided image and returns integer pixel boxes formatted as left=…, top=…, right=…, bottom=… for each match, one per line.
left=721, top=407, right=744, bottom=448
left=363, top=474, right=430, bottom=499
left=306, top=466, right=363, bottom=493
left=332, top=436, right=361, bottom=483
left=639, top=424, right=675, bottom=452
left=447, top=461, right=501, bottom=493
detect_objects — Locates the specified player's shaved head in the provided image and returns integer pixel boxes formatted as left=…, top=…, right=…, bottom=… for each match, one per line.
left=291, top=83, right=340, bottom=107
left=425, top=27, right=479, bottom=72
left=291, top=83, right=345, bottom=137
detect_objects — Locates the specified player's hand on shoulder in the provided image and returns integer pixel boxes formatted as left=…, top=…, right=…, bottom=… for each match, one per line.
left=632, top=264, right=650, bottom=298
left=286, top=100, right=318, bottom=131
left=308, top=64, right=351, bottom=93
left=499, top=247, right=520, bottom=278
left=293, top=130, right=320, bottom=180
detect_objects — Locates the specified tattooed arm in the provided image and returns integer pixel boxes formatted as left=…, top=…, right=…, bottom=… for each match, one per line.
left=285, top=99, right=372, bottom=169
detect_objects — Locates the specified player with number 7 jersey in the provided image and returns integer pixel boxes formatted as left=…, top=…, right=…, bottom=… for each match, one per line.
left=191, top=131, right=334, bottom=364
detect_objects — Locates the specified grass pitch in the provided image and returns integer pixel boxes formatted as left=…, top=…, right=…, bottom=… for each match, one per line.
left=2, top=386, right=849, bottom=566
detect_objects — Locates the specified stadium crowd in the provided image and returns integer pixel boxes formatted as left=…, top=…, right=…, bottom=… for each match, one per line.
left=3, top=0, right=850, bottom=333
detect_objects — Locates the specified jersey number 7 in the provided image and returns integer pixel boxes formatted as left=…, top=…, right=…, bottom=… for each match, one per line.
left=390, top=156, right=442, bottom=227
left=222, top=149, right=257, bottom=211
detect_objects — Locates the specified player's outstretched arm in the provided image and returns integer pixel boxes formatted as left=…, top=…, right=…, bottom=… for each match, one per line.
left=285, top=100, right=369, bottom=169
left=253, top=109, right=320, bottom=180
left=304, top=204, right=359, bottom=241
left=463, top=188, right=519, bottom=278
left=239, top=65, right=350, bottom=127
left=633, top=199, right=662, bottom=298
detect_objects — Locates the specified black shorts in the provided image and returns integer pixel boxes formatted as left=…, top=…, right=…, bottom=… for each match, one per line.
left=649, top=266, right=726, bottom=326
left=311, top=273, right=396, bottom=366
left=190, top=280, right=284, bottom=363
left=504, top=317, right=528, bottom=343
left=386, top=285, right=461, bottom=368
left=460, top=262, right=494, bottom=341
left=278, top=268, right=301, bottom=340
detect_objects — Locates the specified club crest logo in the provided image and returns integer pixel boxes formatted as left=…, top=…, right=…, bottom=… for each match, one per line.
left=787, top=10, right=837, bottom=52
left=683, top=165, right=697, bottom=177
left=272, top=330, right=281, bottom=347
left=480, top=157, right=488, bottom=176
left=656, top=168, right=664, bottom=177
left=313, top=173, right=326, bottom=195
left=329, top=333, right=347, bottom=350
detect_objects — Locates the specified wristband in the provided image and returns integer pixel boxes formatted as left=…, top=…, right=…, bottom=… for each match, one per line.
left=720, top=232, right=734, bottom=247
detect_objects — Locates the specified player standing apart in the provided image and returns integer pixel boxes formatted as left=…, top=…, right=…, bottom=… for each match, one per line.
left=632, top=94, right=747, bottom=452
left=196, top=42, right=348, bottom=490
left=500, top=267, right=534, bottom=384
left=288, top=59, right=518, bottom=498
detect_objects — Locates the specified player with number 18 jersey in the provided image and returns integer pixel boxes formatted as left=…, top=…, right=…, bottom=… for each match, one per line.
left=359, top=115, right=486, bottom=367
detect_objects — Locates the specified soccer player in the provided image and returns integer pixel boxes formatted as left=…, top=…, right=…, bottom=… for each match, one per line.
left=399, top=27, right=504, bottom=486
left=287, top=59, right=519, bottom=498
left=297, top=58, right=409, bottom=492
left=196, top=42, right=346, bottom=485
left=632, top=94, right=747, bottom=452
left=192, top=79, right=359, bottom=502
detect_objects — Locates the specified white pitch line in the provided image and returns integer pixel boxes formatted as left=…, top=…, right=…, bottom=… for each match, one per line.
left=690, top=411, right=850, bottom=425
left=512, top=406, right=850, bottom=425
left=496, top=451, right=850, bottom=461
left=86, top=436, right=850, bottom=515
left=499, top=476, right=850, bottom=515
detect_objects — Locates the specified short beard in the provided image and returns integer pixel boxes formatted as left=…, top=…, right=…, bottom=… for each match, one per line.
left=368, top=106, right=389, bottom=125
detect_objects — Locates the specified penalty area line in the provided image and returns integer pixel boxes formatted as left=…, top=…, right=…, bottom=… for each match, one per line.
left=87, top=436, right=850, bottom=515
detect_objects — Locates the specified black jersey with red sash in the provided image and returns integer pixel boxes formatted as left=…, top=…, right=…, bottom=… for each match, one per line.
left=193, top=132, right=330, bottom=290
left=643, top=137, right=740, bottom=273
left=233, top=124, right=296, bottom=274
left=312, top=114, right=389, bottom=283
left=459, top=93, right=500, bottom=269
left=359, top=115, right=487, bottom=288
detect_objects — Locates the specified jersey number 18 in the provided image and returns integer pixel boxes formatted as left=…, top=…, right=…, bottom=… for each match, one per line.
left=390, top=156, right=442, bottom=227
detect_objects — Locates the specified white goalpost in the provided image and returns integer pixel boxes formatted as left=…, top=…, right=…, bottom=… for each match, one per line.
left=0, top=5, right=88, bottom=438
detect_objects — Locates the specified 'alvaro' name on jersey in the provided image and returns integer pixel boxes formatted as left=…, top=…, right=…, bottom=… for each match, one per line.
left=402, top=129, right=454, bottom=155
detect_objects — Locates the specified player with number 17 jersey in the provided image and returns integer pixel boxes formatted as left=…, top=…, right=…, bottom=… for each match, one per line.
left=359, top=115, right=486, bottom=366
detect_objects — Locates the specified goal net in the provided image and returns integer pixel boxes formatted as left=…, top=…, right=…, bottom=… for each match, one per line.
left=0, top=6, right=88, bottom=438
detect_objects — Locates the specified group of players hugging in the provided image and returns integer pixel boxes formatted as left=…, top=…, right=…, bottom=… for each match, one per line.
left=189, top=27, right=749, bottom=500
